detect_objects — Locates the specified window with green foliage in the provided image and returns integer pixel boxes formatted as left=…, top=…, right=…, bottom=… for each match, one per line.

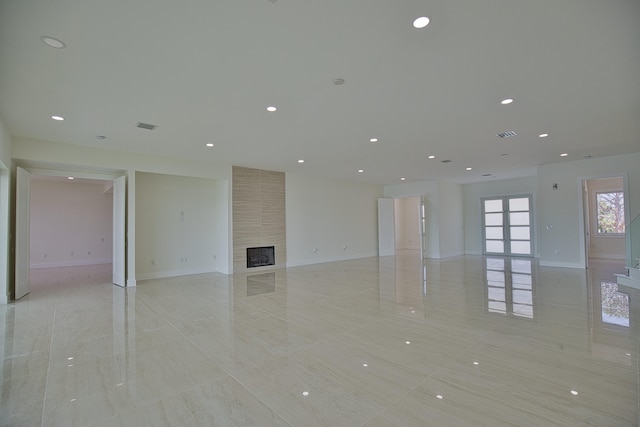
left=596, top=192, right=625, bottom=234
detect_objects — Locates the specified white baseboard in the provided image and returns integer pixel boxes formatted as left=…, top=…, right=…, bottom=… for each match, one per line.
left=588, top=254, right=626, bottom=261
left=30, top=259, right=111, bottom=269
left=438, top=250, right=465, bottom=259
left=126, top=278, right=137, bottom=287
left=539, top=260, right=584, bottom=269
left=286, top=252, right=377, bottom=268
left=0, top=294, right=7, bottom=305
left=136, top=266, right=218, bottom=281
left=465, top=251, right=482, bottom=255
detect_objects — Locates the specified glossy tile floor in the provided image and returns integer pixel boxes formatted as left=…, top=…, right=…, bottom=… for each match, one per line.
left=1, top=253, right=638, bottom=426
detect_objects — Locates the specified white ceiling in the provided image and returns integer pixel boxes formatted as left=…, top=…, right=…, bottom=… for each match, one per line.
left=1, top=0, right=639, bottom=185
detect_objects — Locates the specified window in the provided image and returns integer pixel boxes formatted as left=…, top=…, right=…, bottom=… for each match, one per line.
left=596, top=192, right=625, bottom=234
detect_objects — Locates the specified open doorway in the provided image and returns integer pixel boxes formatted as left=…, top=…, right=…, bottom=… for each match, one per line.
left=28, top=176, right=114, bottom=295
left=583, top=177, right=626, bottom=268
left=394, top=196, right=421, bottom=257
left=14, top=165, right=126, bottom=300
left=378, top=195, right=426, bottom=259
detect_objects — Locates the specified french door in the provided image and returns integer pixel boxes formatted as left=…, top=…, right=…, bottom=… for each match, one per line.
left=482, top=195, right=533, bottom=256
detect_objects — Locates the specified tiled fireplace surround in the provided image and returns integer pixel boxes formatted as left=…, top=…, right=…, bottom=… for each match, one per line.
left=232, top=166, right=286, bottom=272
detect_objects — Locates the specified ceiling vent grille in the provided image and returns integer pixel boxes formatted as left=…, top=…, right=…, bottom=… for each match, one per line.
left=497, top=130, right=517, bottom=138
left=440, top=159, right=452, bottom=163
left=136, top=122, right=158, bottom=131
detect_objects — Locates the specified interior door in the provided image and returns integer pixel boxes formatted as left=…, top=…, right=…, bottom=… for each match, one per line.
left=112, top=176, right=126, bottom=287
left=419, top=195, right=427, bottom=260
left=378, top=198, right=395, bottom=256
left=15, top=167, right=31, bottom=299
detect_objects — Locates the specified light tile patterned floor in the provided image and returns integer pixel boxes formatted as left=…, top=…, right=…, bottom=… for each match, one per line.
left=1, top=254, right=638, bottom=426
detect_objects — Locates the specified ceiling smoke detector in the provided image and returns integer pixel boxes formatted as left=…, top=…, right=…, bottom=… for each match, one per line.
left=497, top=130, right=517, bottom=138
left=136, top=122, right=158, bottom=130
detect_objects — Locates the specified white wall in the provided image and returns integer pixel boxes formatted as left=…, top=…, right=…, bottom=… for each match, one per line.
left=437, top=181, right=465, bottom=257
left=30, top=179, right=113, bottom=268
left=586, top=177, right=625, bottom=260
left=463, top=176, right=538, bottom=255
left=135, top=172, right=220, bottom=280
left=394, top=197, right=420, bottom=251
left=537, top=153, right=640, bottom=268
left=286, top=173, right=382, bottom=266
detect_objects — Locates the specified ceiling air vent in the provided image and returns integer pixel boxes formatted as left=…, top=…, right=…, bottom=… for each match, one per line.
left=136, top=122, right=158, bottom=131
left=440, top=159, right=452, bottom=163
left=497, top=130, right=517, bottom=138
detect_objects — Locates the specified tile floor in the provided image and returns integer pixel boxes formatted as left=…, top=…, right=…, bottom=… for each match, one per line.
left=1, top=253, right=638, bottom=426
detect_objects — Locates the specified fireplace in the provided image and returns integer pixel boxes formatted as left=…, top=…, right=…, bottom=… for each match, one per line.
left=246, top=246, right=275, bottom=268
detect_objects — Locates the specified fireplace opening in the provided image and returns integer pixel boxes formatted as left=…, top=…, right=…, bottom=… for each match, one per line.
left=247, top=246, right=275, bottom=268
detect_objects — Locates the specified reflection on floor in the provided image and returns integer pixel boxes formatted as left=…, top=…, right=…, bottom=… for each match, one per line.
left=1, top=256, right=638, bottom=426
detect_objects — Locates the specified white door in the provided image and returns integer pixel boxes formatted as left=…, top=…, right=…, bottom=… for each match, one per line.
left=482, top=195, right=533, bottom=256
left=419, top=195, right=427, bottom=260
left=15, top=167, right=31, bottom=299
left=112, top=176, right=126, bottom=287
left=378, top=198, right=395, bottom=256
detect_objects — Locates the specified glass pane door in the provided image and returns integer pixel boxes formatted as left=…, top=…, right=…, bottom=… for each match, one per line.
left=482, top=195, right=533, bottom=256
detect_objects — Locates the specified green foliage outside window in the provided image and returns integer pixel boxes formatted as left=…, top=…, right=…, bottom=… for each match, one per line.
left=597, top=192, right=625, bottom=234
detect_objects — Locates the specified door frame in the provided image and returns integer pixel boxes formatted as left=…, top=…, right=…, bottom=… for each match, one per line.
left=12, top=163, right=129, bottom=299
left=481, top=194, right=535, bottom=257
left=378, top=195, right=427, bottom=259
left=578, top=174, right=630, bottom=269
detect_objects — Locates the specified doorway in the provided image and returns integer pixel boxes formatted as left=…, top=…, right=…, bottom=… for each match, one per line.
left=482, top=195, right=534, bottom=256
left=378, top=195, right=427, bottom=259
left=14, top=167, right=126, bottom=300
left=28, top=176, right=114, bottom=292
left=583, top=177, right=626, bottom=267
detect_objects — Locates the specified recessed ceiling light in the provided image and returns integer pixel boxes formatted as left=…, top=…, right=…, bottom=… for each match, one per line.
left=51, top=115, right=65, bottom=121
left=333, top=78, right=345, bottom=86
left=466, top=167, right=472, bottom=171
left=369, top=138, right=378, bottom=142
left=538, top=133, right=549, bottom=138
left=428, top=155, right=436, bottom=159
left=400, top=177, right=406, bottom=181
left=206, top=143, right=214, bottom=147
left=436, top=394, right=444, bottom=400
left=413, top=16, right=430, bottom=29
left=358, top=169, right=364, bottom=173
left=96, top=135, right=107, bottom=141
left=302, top=391, right=309, bottom=397
left=500, top=153, right=508, bottom=157
left=41, top=36, right=66, bottom=49
left=67, top=177, right=74, bottom=180
left=560, top=153, right=568, bottom=157
left=298, top=159, right=304, bottom=163
left=266, top=106, right=277, bottom=112
left=500, top=98, right=514, bottom=105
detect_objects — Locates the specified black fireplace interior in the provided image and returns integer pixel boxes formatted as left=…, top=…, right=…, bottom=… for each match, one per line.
left=246, top=246, right=275, bottom=268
